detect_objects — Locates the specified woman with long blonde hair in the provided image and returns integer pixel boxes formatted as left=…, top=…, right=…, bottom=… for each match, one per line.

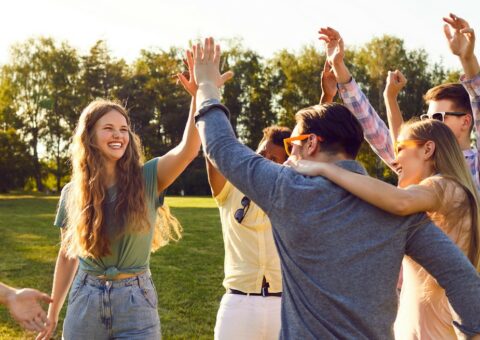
left=287, top=119, right=480, bottom=339
left=37, top=88, right=206, bottom=339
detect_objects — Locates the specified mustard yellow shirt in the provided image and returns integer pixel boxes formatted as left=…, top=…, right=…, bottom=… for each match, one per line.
left=215, top=181, right=282, bottom=293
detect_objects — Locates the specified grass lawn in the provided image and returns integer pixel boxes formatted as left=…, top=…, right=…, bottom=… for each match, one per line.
left=0, top=194, right=224, bottom=340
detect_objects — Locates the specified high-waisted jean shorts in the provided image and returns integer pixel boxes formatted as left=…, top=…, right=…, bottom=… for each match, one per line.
left=62, top=269, right=161, bottom=339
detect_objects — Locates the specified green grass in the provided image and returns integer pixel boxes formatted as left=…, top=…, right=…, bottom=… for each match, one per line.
left=0, top=194, right=224, bottom=339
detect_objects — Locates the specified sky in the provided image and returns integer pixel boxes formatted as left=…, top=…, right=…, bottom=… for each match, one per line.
left=0, top=0, right=479, bottom=70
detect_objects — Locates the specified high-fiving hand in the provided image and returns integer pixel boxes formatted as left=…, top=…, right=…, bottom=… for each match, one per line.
left=177, top=43, right=233, bottom=97
left=443, top=13, right=475, bottom=60
left=318, top=27, right=345, bottom=67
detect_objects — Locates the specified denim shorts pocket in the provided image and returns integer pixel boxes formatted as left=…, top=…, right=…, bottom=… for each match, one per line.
left=135, top=279, right=158, bottom=309
left=68, top=277, right=85, bottom=304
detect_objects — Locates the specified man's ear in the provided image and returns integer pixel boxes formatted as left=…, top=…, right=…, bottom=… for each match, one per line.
left=462, top=113, right=473, bottom=132
left=423, top=140, right=436, bottom=160
left=307, top=135, right=320, bottom=156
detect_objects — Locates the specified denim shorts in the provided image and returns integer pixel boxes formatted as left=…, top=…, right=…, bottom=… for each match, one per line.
left=62, top=269, right=161, bottom=339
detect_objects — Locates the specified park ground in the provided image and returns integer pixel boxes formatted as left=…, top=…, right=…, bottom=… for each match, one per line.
left=0, top=194, right=224, bottom=339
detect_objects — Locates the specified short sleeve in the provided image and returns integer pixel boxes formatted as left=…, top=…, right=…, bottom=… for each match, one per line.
left=143, top=158, right=165, bottom=208
left=214, top=181, right=233, bottom=206
left=54, top=182, right=71, bottom=228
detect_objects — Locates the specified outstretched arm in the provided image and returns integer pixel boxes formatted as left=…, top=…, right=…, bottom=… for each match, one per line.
left=445, top=13, right=480, bottom=189
left=0, top=283, right=51, bottom=332
left=384, top=70, right=407, bottom=143
left=285, top=159, right=440, bottom=215
left=36, top=231, right=79, bottom=340
left=176, top=48, right=229, bottom=197
left=320, top=61, right=337, bottom=104
left=319, top=27, right=396, bottom=168
left=406, top=222, right=480, bottom=338
left=193, top=38, right=284, bottom=214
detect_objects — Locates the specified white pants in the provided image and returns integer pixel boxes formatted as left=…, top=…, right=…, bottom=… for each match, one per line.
left=214, top=293, right=282, bottom=340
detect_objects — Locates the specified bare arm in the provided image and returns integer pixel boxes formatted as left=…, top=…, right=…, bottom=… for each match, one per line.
left=172, top=48, right=233, bottom=196
left=156, top=95, right=201, bottom=192
left=36, top=231, right=79, bottom=340
left=206, top=157, right=226, bottom=197
left=285, top=159, right=441, bottom=215
left=319, top=61, right=337, bottom=104
left=383, top=70, right=407, bottom=143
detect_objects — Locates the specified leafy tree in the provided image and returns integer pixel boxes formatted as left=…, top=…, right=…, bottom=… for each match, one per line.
left=0, top=128, right=32, bottom=192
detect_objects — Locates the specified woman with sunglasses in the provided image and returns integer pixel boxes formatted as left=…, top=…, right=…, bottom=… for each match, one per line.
left=286, top=118, right=480, bottom=339
left=176, top=50, right=288, bottom=340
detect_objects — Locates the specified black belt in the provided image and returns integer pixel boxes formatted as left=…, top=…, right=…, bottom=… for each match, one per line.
left=228, top=288, right=282, bottom=297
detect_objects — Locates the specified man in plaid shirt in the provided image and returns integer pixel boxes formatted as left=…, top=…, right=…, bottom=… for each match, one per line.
left=319, top=18, right=480, bottom=189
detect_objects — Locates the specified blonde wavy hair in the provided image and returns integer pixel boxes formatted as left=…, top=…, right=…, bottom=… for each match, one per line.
left=63, top=99, right=182, bottom=259
left=403, top=119, right=480, bottom=270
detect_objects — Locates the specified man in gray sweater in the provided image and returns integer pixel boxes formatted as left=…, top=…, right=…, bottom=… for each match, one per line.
left=192, top=38, right=480, bottom=339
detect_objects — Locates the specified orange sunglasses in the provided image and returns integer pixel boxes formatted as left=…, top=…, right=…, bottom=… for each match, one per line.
left=283, top=134, right=324, bottom=156
left=394, top=139, right=425, bottom=156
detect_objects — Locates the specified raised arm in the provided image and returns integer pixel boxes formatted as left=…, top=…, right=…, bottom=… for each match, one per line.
left=384, top=70, right=407, bottom=143
left=285, top=159, right=440, bottom=216
left=445, top=14, right=480, bottom=189
left=320, top=61, right=337, bottom=104
left=176, top=48, right=229, bottom=197
left=192, top=38, right=284, bottom=214
left=319, top=27, right=396, bottom=168
left=405, top=221, right=480, bottom=338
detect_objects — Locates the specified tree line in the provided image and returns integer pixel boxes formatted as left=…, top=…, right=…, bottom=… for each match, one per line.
left=0, top=36, right=458, bottom=194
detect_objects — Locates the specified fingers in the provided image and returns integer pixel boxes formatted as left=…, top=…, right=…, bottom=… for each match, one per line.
left=443, top=24, right=453, bottom=41
left=213, top=44, right=221, bottom=66
left=176, top=73, right=189, bottom=87
left=36, top=292, right=53, bottom=304
left=219, top=70, right=234, bottom=85
left=204, top=37, right=214, bottom=62
left=323, top=60, right=332, bottom=71
left=186, top=50, right=194, bottom=71
left=31, top=315, right=47, bottom=332
left=318, top=27, right=341, bottom=40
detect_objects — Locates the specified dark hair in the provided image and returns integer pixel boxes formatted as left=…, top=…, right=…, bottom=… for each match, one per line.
left=424, top=83, right=472, bottom=114
left=259, top=125, right=292, bottom=147
left=295, top=103, right=364, bottom=158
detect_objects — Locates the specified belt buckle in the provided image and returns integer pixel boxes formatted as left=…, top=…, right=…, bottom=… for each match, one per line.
left=261, top=286, right=268, bottom=297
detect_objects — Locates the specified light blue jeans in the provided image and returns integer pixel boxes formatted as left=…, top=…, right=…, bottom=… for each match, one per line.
left=62, top=269, right=161, bottom=339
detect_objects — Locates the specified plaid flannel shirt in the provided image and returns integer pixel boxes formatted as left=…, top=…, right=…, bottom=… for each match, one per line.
left=337, top=78, right=395, bottom=168
left=461, top=73, right=480, bottom=190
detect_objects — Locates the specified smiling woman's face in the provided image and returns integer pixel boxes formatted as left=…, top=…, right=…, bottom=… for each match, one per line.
left=94, top=110, right=130, bottom=163
left=393, top=131, right=429, bottom=188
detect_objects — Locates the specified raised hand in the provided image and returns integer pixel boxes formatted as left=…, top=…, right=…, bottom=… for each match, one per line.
left=6, top=288, right=52, bottom=332
left=180, top=39, right=233, bottom=98
left=177, top=50, right=197, bottom=97
left=320, top=61, right=337, bottom=104
left=318, top=27, right=344, bottom=66
left=443, top=13, right=475, bottom=60
left=384, top=70, right=407, bottom=99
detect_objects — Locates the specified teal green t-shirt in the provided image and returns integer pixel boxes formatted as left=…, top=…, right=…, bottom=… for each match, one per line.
left=54, top=158, right=164, bottom=278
